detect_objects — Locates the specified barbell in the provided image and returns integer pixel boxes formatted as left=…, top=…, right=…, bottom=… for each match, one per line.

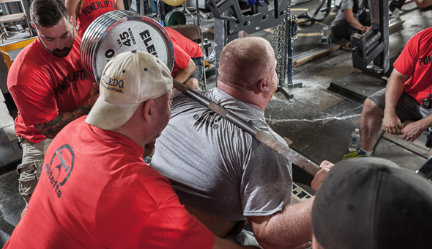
left=81, top=10, right=321, bottom=176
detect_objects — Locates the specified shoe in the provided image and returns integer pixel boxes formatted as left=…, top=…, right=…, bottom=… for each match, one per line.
left=391, top=8, right=400, bottom=18
left=343, top=149, right=371, bottom=159
left=389, top=0, right=405, bottom=12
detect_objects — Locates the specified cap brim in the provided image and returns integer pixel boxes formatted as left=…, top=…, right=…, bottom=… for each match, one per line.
left=86, top=96, right=140, bottom=130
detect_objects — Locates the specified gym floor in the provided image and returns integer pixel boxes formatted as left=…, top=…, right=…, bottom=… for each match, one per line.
left=1, top=0, right=431, bottom=246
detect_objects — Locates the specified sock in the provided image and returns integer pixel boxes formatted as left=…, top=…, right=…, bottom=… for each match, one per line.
left=359, top=148, right=372, bottom=156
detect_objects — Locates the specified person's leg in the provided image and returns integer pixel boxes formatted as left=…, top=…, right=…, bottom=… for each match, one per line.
left=330, top=20, right=351, bottom=42
left=390, top=0, right=406, bottom=11
left=185, top=57, right=204, bottom=90
left=360, top=98, right=384, bottom=152
left=361, top=89, right=422, bottom=152
left=17, top=138, right=52, bottom=217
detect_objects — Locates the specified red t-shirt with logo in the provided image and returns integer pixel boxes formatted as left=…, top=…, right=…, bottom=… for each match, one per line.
left=77, top=0, right=118, bottom=38
left=7, top=36, right=94, bottom=143
left=393, top=26, right=432, bottom=104
left=3, top=116, right=215, bottom=249
left=165, top=27, right=203, bottom=77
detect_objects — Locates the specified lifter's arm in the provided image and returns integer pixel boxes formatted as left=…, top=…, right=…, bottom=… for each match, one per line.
left=386, top=69, right=432, bottom=141
left=249, top=199, right=314, bottom=249
left=174, top=59, right=196, bottom=84
left=248, top=161, right=333, bottom=249
left=65, top=0, right=82, bottom=35
left=382, top=69, right=410, bottom=134
left=34, top=83, right=98, bottom=138
left=116, top=0, right=125, bottom=10
left=34, top=105, right=91, bottom=138
left=343, top=9, right=370, bottom=33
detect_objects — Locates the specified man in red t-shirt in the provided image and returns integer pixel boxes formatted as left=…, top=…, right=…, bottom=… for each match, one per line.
left=3, top=51, right=257, bottom=249
left=65, top=0, right=125, bottom=38
left=7, top=0, right=97, bottom=216
left=345, top=27, right=432, bottom=158
left=165, top=27, right=204, bottom=90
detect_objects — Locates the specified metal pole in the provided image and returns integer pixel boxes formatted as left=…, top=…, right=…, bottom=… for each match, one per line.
left=286, top=13, right=293, bottom=85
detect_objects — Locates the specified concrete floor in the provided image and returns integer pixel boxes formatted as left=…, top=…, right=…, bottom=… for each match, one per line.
left=1, top=1, right=432, bottom=246
left=268, top=1, right=431, bottom=169
left=203, top=1, right=432, bottom=185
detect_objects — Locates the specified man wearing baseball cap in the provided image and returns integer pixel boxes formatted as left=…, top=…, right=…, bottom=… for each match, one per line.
left=3, top=51, right=256, bottom=249
left=312, top=157, right=432, bottom=249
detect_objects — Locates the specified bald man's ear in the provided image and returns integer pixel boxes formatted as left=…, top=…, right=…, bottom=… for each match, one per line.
left=238, top=30, right=248, bottom=38
left=257, top=78, right=270, bottom=93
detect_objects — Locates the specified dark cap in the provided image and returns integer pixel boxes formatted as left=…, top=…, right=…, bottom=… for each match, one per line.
left=312, top=157, right=432, bottom=249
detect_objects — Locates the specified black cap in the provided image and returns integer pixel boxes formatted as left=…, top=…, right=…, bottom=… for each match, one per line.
left=312, top=157, right=432, bottom=249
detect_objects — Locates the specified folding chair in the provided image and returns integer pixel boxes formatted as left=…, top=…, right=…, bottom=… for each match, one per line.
left=0, top=0, right=34, bottom=43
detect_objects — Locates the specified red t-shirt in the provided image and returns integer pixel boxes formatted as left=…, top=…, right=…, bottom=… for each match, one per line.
left=77, top=0, right=118, bottom=38
left=7, top=36, right=94, bottom=143
left=3, top=116, right=215, bottom=249
left=393, top=26, right=432, bottom=104
left=165, top=27, right=203, bottom=77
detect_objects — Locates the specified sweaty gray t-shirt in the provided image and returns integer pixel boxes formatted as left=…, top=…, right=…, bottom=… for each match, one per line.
left=151, top=88, right=292, bottom=221
left=331, top=0, right=366, bottom=28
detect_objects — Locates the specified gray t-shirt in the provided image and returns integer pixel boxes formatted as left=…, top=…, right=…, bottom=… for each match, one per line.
left=151, top=88, right=292, bottom=221
left=331, top=0, right=367, bottom=27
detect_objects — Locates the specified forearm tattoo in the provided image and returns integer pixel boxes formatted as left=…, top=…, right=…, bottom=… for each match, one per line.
left=34, top=105, right=91, bottom=138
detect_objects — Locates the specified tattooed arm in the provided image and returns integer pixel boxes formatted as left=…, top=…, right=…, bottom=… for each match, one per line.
left=34, top=82, right=99, bottom=139
left=34, top=104, right=91, bottom=138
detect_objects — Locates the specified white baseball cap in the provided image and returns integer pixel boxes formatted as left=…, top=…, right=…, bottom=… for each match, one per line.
left=86, top=50, right=173, bottom=130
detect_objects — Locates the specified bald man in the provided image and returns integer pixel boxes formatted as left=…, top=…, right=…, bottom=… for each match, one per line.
left=151, top=37, right=332, bottom=249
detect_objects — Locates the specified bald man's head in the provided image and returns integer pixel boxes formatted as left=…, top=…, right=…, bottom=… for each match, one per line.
left=218, top=37, right=276, bottom=89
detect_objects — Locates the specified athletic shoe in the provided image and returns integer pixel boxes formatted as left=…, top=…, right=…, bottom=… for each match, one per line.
left=206, top=49, right=216, bottom=63
left=343, top=149, right=371, bottom=159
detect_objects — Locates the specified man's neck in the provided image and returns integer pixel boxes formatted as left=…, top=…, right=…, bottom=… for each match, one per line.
left=112, top=125, right=149, bottom=149
left=217, top=81, right=267, bottom=110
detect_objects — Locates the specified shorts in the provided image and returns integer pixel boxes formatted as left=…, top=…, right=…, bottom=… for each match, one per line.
left=368, top=88, right=423, bottom=122
left=369, top=88, right=432, bottom=147
left=17, top=137, right=52, bottom=204
left=190, top=57, right=204, bottom=81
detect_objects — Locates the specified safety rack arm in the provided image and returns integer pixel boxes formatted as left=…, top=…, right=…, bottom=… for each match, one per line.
left=351, top=0, right=389, bottom=75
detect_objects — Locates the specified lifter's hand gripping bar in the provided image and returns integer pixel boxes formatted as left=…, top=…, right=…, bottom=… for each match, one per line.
left=173, top=81, right=321, bottom=176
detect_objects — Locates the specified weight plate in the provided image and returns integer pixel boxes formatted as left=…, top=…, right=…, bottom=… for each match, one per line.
left=81, top=10, right=174, bottom=83
left=161, top=0, right=187, bottom=7
left=164, top=10, right=186, bottom=26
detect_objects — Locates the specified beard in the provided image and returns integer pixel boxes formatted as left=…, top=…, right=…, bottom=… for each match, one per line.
left=51, top=46, right=73, bottom=57
left=40, top=34, right=74, bottom=58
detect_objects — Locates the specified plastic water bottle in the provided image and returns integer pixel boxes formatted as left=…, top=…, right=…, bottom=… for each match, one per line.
left=320, top=25, right=331, bottom=45
left=348, top=128, right=361, bottom=152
